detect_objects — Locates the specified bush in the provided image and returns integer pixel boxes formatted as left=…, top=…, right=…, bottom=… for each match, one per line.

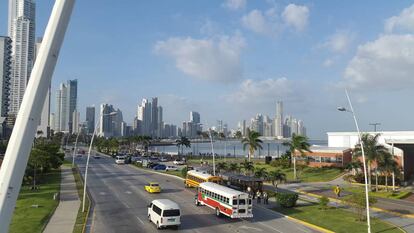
left=275, top=193, right=298, bottom=208
left=270, top=158, right=290, bottom=168
left=181, top=166, right=188, bottom=178
left=319, top=196, right=329, bottom=210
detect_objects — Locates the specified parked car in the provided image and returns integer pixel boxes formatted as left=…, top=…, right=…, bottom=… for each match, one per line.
left=173, top=159, right=185, bottom=165
left=159, top=157, right=169, bottom=162
left=147, top=163, right=160, bottom=169
left=165, top=165, right=178, bottom=171
left=93, top=154, right=101, bottom=159
left=153, top=164, right=167, bottom=171
left=148, top=199, right=181, bottom=229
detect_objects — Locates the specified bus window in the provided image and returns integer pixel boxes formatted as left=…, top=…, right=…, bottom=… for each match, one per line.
left=232, top=199, right=238, bottom=205
left=239, top=199, right=246, bottom=205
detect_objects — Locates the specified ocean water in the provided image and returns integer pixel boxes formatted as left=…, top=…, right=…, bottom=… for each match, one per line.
left=150, top=139, right=327, bottom=158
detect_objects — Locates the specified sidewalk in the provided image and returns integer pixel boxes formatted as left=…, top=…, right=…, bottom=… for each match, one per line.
left=43, top=166, right=80, bottom=233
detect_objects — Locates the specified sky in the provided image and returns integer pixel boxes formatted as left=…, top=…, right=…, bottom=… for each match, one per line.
left=1, top=0, right=414, bottom=139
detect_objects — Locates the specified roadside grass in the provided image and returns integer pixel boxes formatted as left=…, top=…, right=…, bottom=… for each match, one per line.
left=343, top=186, right=411, bottom=200
left=274, top=202, right=403, bottom=233
left=70, top=165, right=90, bottom=233
left=9, top=169, right=61, bottom=233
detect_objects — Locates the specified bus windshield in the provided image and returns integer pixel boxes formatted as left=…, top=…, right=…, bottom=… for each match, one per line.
left=233, top=199, right=246, bottom=205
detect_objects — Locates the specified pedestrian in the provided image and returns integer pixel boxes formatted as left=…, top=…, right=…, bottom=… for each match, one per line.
left=334, top=185, right=341, bottom=198
left=256, top=190, right=262, bottom=204
left=263, top=191, right=268, bottom=204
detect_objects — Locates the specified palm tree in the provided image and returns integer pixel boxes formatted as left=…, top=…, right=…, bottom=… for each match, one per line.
left=268, top=170, right=286, bottom=192
left=176, top=136, right=191, bottom=155
left=345, top=159, right=363, bottom=176
left=354, top=133, right=389, bottom=191
left=216, top=162, right=228, bottom=173
left=234, top=131, right=242, bottom=139
left=254, top=167, right=268, bottom=180
left=241, top=160, right=254, bottom=176
left=378, top=152, right=399, bottom=192
left=282, top=133, right=311, bottom=181
left=228, top=163, right=240, bottom=173
left=241, top=129, right=263, bottom=162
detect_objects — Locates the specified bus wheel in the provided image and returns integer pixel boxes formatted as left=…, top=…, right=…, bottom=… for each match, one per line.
left=215, top=208, right=221, bottom=217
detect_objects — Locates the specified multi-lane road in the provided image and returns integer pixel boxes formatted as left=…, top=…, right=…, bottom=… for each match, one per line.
left=75, top=153, right=320, bottom=233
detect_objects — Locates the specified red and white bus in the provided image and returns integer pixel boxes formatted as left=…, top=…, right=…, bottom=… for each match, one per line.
left=195, top=182, right=253, bottom=218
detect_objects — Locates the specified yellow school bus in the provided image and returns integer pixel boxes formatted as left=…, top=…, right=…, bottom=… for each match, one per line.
left=185, top=170, right=222, bottom=188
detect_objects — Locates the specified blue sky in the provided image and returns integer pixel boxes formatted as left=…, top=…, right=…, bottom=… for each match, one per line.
left=1, top=0, right=414, bottom=139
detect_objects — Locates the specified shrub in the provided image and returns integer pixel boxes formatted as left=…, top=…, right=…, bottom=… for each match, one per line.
left=318, top=196, right=329, bottom=210
left=270, top=158, right=290, bottom=168
left=181, top=166, right=188, bottom=178
left=275, top=193, right=298, bottom=208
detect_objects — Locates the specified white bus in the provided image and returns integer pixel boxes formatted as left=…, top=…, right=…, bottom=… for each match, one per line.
left=195, top=182, right=253, bottom=218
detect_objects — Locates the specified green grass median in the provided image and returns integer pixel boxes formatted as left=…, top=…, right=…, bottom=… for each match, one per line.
left=9, top=169, right=61, bottom=233
left=275, top=202, right=403, bottom=233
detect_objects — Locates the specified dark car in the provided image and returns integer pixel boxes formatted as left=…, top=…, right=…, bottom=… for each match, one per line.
left=153, top=164, right=167, bottom=171
left=147, top=162, right=160, bottom=169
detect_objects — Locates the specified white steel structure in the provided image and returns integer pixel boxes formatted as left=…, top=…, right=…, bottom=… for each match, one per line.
left=0, top=1, right=75, bottom=232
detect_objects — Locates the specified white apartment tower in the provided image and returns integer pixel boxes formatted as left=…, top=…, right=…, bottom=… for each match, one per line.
left=275, top=101, right=283, bottom=137
left=8, top=0, right=36, bottom=115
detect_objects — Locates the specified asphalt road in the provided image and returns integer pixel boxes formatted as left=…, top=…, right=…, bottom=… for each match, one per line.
left=75, top=154, right=320, bottom=233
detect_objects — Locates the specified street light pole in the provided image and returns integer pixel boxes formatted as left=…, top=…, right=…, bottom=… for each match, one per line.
left=82, top=112, right=116, bottom=212
left=338, top=89, right=371, bottom=233
left=0, top=1, right=75, bottom=232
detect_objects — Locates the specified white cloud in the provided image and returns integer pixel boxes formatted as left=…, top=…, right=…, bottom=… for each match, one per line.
left=344, top=34, right=414, bottom=90
left=282, top=4, right=309, bottom=32
left=385, top=4, right=414, bottom=33
left=154, top=34, right=246, bottom=83
left=226, top=77, right=304, bottom=104
left=222, top=0, right=246, bottom=11
left=322, top=30, right=355, bottom=53
left=323, top=59, right=334, bottom=67
left=242, top=9, right=272, bottom=35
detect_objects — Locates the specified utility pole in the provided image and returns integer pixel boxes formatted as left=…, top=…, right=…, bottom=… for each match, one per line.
left=0, top=1, right=75, bottom=232
left=369, top=123, right=381, bottom=132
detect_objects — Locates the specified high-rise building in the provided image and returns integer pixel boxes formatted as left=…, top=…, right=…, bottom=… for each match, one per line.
left=85, top=106, right=95, bottom=134
left=67, top=79, right=77, bottom=133
left=157, top=106, right=163, bottom=137
left=55, top=83, right=68, bottom=132
left=54, top=79, right=77, bottom=132
left=151, top=97, right=158, bottom=137
left=190, top=111, right=200, bottom=124
left=72, top=110, right=80, bottom=134
left=275, top=101, right=283, bottom=137
left=8, top=0, right=36, bottom=116
left=137, top=98, right=152, bottom=136
left=0, top=36, right=12, bottom=138
left=0, top=37, right=12, bottom=118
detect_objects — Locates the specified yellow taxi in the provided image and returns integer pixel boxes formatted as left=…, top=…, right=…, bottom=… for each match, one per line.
left=145, top=182, right=161, bottom=193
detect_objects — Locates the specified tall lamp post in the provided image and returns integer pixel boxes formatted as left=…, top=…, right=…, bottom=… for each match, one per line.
left=338, top=89, right=371, bottom=233
left=82, top=111, right=117, bottom=212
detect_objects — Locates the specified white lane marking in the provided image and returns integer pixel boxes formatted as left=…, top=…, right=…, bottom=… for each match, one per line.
left=239, top=225, right=263, bottom=231
left=125, top=190, right=132, bottom=194
left=123, top=202, right=130, bottom=208
left=136, top=216, right=144, bottom=225
left=99, top=192, right=106, bottom=195
left=257, top=222, right=284, bottom=233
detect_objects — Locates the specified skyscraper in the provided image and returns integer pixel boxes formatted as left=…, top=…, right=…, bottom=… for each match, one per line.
left=151, top=97, right=158, bottom=137
left=54, top=79, right=77, bottom=132
left=275, top=101, right=283, bottom=137
left=190, top=111, right=200, bottom=124
left=86, top=106, right=95, bottom=134
left=0, top=36, right=12, bottom=138
left=0, top=37, right=12, bottom=118
left=8, top=0, right=36, bottom=116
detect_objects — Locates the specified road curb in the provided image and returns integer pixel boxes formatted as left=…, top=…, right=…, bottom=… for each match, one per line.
left=297, top=189, right=414, bottom=219
left=128, top=164, right=186, bottom=181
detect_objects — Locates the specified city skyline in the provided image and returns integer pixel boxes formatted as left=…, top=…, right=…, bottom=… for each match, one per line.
left=1, top=1, right=414, bottom=138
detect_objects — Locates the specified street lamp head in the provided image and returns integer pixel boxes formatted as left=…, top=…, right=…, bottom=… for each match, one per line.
left=337, top=107, right=347, bottom=112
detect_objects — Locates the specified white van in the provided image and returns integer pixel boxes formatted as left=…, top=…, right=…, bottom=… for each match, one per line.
left=148, top=199, right=181, bottom=229
left=115, top=156, right=125, bottom=164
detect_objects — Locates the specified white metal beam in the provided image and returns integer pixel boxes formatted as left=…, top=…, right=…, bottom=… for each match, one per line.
left=0, top=1, right=75, bottom=232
